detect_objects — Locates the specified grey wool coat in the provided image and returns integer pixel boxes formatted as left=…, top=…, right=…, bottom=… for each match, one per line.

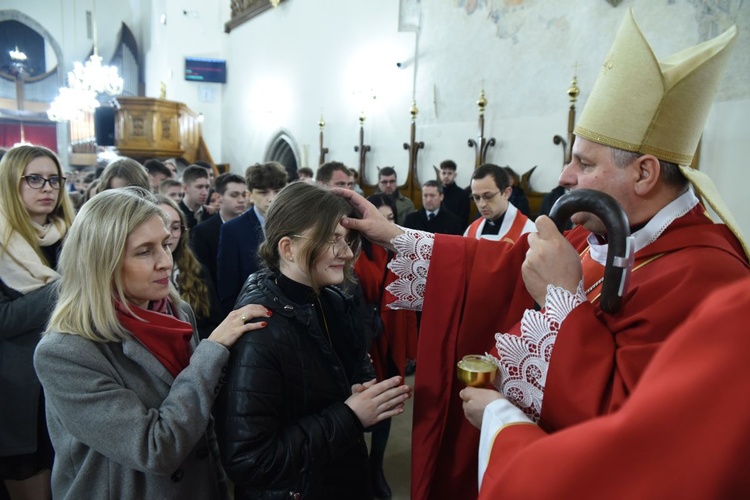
left=33, top=301, right=230, bottom=500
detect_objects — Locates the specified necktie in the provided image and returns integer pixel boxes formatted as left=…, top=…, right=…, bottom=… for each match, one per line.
left=428, top=212, right=435, bottom=221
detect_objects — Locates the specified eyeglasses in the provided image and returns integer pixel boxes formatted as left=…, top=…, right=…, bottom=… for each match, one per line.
left=471, top=191, right=501, bottom=204
left=292, top=234, right=361, bottom=258
left=169, top=223, right=186, bottom=235
left=22, top=174, right=65, bottom=190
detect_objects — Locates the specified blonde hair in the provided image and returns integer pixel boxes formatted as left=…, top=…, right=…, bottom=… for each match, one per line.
left=47, top=187, right=177, bottom=342
left=0, top=145, right=75, bottom=265
left=98, top=157, right=150, bottom=192
left=258, top=182, right=357, bottom=293
left=155, top=195, right=211, bottom=318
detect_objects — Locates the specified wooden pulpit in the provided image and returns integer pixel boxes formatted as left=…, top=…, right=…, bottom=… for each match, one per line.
left=112, top=97, right=206, bottom=165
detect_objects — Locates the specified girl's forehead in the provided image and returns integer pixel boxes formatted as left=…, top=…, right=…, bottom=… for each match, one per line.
left=332, top=221, right=348, bottom=235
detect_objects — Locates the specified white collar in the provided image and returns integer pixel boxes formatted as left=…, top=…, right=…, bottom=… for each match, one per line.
left=588, top=188, right=699, bottom=265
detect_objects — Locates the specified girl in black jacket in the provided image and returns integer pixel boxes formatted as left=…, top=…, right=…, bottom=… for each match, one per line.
left=215, top=182, right=411, bottom=499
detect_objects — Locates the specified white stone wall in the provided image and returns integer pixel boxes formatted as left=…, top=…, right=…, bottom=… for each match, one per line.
left=5, top=0, right=750, bottom=237
left=219, top=0, right=750, bottom=237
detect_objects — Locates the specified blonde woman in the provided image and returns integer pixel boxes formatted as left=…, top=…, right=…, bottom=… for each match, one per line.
left=34, top=188, right=269, bottom=499
left=0, top=145, right=74, bottom=500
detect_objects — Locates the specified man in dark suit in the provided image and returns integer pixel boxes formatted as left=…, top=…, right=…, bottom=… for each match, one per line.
left=403, top=180, right=464, bottom=235
left=439, top=159, right=471, bottom=230
left=178, top=165, right=212, bottom=230
left=190, top=172, right=247, bottom=290
left=216, top=162, right=287, bottom=315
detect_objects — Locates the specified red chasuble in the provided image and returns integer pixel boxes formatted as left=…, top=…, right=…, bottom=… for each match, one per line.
left=411, top=204, right=749, bottom=500
left=355, top=245, right=418, bottom=379
left=480, top=276, right=750, bottom=498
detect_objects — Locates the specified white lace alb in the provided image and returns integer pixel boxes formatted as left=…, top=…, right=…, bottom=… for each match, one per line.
left=386, top=228, right=434, bottom=310
left=488, top=281, right=586, bottom=422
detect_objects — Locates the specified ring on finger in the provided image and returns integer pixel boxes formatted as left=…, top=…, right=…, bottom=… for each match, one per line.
left=240, top=314, right=247, bottom=323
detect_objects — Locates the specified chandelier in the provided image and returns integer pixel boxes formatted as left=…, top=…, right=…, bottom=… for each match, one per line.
left=8, top=46, right=29, bottom=78
left=47, top=5, right=124, bottom=122
left=47, top=52, right=124, bottom=122
left=9, top=46, right=27, bottom=61
left=47, top=86, right=101, bottom=122
left=68, top=53, right=124, bottom=96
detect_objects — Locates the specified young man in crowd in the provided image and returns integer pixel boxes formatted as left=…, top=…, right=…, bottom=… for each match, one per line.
left=179, top=165, right=211, bottom=230
left=439, top=159, right=471, bottom=229
left=297, top=167, right=315, bottom=184
left=315, top=161, right=351, bottom=189
left=144, top=159, right=173, bottom=193
left=216, top=162, right=287, bottom=315
left=191, top=173, right=247, bottom=290
left=377, top=166, right=415, bottom=225
left=159, top=178, right=183, bottom=202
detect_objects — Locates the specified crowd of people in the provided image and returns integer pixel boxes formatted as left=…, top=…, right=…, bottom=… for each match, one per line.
left=1, top=8, right=749, bottom=500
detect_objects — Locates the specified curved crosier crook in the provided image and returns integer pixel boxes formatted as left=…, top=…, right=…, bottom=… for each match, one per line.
left=549, top=189, right=634, bottom=314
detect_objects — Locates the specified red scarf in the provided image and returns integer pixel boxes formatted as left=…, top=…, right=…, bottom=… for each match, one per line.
left=115, top=299, right=194, bottom=377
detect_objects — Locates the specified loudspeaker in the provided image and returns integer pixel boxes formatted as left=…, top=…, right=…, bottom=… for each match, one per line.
left=94, top=106, right=115, bottom=146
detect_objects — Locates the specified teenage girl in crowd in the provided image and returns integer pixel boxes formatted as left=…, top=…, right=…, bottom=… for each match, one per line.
left=216, top=182, right=411, bottom=499
left=156, top=194, right=222, bottom=339
left=0, top=145, right=74, bottom=500
left=97, top=157, right=150, bottom=192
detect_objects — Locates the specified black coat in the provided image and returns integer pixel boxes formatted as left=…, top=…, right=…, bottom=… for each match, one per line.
left=190, top=213, right=223, bottom=289
left=215, top=270, right=375, bottom=500
left=216, top=209, right=264, bottom=316
left=0, top=277, right=56, bottom=457
left=442, top=182, right=471, bottom=229
left=403, top=208, right=465, bottom=235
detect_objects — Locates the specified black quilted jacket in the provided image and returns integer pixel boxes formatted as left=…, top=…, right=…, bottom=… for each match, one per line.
left=215, top=270, right=375, bottom=500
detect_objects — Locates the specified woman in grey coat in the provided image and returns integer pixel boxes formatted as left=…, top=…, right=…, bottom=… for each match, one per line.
left=33, top=188, right=269, bottom=500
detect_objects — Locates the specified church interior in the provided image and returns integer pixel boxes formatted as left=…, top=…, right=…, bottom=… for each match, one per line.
left=1, top=1, right=749, bottom=498
left=2, top=0, right=748, bottom=231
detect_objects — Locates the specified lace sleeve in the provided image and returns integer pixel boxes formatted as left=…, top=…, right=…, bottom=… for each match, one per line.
left=385, top=228, right=434, bottom=311
left=487, top=281, right=587, bottom=422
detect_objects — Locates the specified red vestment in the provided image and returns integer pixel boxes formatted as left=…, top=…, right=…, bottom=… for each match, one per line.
left=411, top=204, right=749, bottom=500
left=480, top=276, right=750, bottom=498
left=355, top=245, right=418, bottom=379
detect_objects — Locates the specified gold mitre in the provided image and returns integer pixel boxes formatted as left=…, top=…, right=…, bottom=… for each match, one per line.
left=575, top=8, right=749, bottom=259
left=575, top=8, right=736, bottom=164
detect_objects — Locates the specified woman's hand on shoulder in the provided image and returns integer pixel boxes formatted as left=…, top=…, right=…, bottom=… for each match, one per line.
left=345, top=376, right=412, bottom=428
left=208, top=304, right=272, bottom=348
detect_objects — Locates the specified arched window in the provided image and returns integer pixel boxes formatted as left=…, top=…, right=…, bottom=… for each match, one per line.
left=266, top=131, right=299, bottom=180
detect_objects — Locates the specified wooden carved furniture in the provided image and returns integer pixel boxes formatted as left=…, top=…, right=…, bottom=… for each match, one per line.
left=401, top=100, right=425, bottom=209
left=318, top=115, right=328, bottom=166
left=467, top=89, right=496, bottom=167
left=113, top=96, right=214, bottom=166
left=354, top=113, right=371, bottom=184
left=226, top=0, right=285, bottom=34
left=552, top=75, right=580, bottom=167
